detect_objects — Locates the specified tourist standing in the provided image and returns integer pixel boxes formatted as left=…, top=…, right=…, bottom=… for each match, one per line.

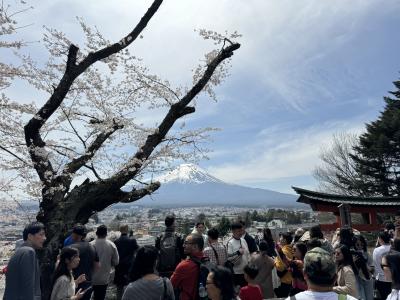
left=114, top=224, right=138, bottom=300
left=293, top=228, right=305, bottom=244
left=171, top=234, right=205, bottom=300
left=70, top=225, right=100, bottom=300
left=4, top=222, right=46, bottom=300
left=289, top=242, right=308, bottom=295
left=156, top=215, right=184, bottom=278
left=122, top=246, right=175, bottom=300
left=274, top=232, right=294, bottom=298
left=261, top=228, right=277, bottom=258
left=203, top=228, right=227, bottom=266
left=206, top=266, right=237, bottom=300
left=255, top=228, right=263, bottom=246
left=239, top=264, right=263, bottom=300
left=353, top=235, right=374, bottom=300
left=90, top=225, right=119, bottom=300
left=285, top=247, right=358, bottom=300
left=381, top=252, right=400, bottom=300
left=50, top=247, right=87, bottom=300
left=239, top=221, right=258, bottom=254
left=249, top=240, right=275, bottom=299
left=333, top=245, right=359, bottom=298
left=334, top=227, right=355, bottom=249
left=64, top=224, right=85, bottom=247
left=192, top=221, right=208, bottom=244
left=226, top=222, right=250, bottom=288
left=309, top=225, right=334, bottom=254
left=373, top=231, right=392, bottom=300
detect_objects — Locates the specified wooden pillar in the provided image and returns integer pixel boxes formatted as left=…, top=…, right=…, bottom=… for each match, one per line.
left=370, top=210, right=377, bottom=226
left=361, top=213, right=370, bottom=224
left=335, top=213, right=341, bottom=227
left=338, top=204, right=352, bottom=228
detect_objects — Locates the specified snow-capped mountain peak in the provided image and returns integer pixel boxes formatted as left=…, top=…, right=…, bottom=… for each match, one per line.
left=157, top=163, right=224, bottom=184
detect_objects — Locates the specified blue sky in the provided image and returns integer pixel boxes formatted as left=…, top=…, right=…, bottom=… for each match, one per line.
left=6, top=0, right=400, bottom=194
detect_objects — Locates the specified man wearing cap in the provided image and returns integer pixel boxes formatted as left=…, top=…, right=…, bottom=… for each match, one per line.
left=293, top=228, right=305, bottom=244
left=64, top=223, right=85, bottom=247
left=285, top=247, right=357, bottom=300
left=90, top=225, right=119, bottom=300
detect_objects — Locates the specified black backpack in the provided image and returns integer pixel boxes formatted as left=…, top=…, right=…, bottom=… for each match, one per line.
left=190, top=256, right=214, bottom=300
left=158, top=232, right=179, bottom=271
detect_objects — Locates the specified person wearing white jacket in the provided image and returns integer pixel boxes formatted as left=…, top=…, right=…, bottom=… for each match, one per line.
left=226, top=222, right=250, bottom=288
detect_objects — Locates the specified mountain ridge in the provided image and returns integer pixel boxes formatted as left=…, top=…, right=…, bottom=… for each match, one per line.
left=156, top=163, right=225, bottom=184
left=133, top=164, right=301, bottom=208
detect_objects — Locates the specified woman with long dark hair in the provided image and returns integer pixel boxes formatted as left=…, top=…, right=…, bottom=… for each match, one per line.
left=262, top=228, right=276, bottom=257
left=382, top=252, right=400, bottom=300
left=289, top=242, right=308, bottom=296
left=50, top=247, right=87, bottom=300
left=122, top=245, right=174, bottom=300
left=309, top=225, right=333, bottom=254
left=337, top=228, right=355, bottom=249
left=333, top=245, right=359, bottom=298
left=353, top=235, right=374, bottom=300
left=206, top=266, right=237, bottom=300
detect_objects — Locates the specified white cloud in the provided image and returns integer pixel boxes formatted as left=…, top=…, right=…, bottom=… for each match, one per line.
left=207, top=118, right=366, bottom=185
left=10, top=0, right=399, bottom=111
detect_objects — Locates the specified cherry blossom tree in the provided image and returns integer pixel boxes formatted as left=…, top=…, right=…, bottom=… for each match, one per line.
left=0, top=0, right=34, bottom=210
left=1, top=1, right=240, bottom=296
left=0, top=0, right=31, bottom=89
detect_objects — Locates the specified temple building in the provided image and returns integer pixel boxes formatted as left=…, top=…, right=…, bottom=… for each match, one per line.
left=293, top=187, right=400, bottom=231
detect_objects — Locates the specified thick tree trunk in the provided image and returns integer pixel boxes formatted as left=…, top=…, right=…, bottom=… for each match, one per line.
left=36, top=180, right=142, bottom=299
left=37, top=196, right=79, bottom=300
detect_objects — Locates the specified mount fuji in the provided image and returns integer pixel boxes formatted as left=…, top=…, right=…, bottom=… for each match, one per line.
left=134, top=164, right=301, bottom=207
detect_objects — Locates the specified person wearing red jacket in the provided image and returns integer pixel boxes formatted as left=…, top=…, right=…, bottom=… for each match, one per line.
left=171, top=233, right=204, bottom=300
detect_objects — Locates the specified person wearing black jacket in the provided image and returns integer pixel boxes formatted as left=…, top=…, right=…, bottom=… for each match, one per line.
left=239, top=221, right=258, bottom=254
left=114, top=224, right=138, bottom=300
left=155, top=215, right=185, bottom=278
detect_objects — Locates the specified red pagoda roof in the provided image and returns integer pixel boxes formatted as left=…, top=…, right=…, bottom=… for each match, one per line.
left=292, top=187, right=400, bottom=206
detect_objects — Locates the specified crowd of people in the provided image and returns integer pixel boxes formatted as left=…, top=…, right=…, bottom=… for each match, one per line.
left=2, top=214, right=400, bottom=300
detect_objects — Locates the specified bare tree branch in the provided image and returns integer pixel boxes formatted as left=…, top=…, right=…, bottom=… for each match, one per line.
left=24, top=0, right=163, bottom=186
left=60, top=106, right=86, bottom=147
left=77, top=0, right=163, bottom=71
left=119, top=181, right=161, bottom=203
left=136, top=72, right=180, bottom=102
left=83, top=163, right=103, bottom=181
left=0, top=145, right=31, bottom=166
left=313, top=132, right=363, bottom=195
left=63, top=119, right=123, bottom=175
left=108, top=42, right=240, bottom=187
